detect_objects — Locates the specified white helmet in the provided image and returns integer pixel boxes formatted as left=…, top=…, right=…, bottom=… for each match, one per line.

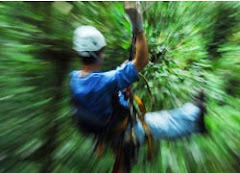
left=73, top=26, right=106, bottom=57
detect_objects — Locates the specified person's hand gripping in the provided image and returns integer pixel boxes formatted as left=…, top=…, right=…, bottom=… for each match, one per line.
left=124, top=1, right=144, bottom=34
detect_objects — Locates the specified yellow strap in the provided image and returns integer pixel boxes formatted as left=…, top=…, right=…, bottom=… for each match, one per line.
left=109, top=95, right=152, bottom=160
left=134, top=95, right=146, bottom=114
left=110, top=116, right=129, bottom=134
left=134, top=95, right=153, bottom=161
left=138, top=114, right=153, bottom=161
left=97, top=142, right=104, bottom=158
left=110, top=95, right=147, bottom=135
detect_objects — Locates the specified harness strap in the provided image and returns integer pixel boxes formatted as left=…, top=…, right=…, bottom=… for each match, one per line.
left=134, top=95, right=153, bottom=161
left=94, top=139, right=105, bottom=158
left=111, top=116, right=129, bottom=134
left=134, top=95, right=146, bottom=114
left=112, top=135, right=124, bottom=173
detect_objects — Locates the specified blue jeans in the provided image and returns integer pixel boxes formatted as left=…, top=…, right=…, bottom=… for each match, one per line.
left=134, top=103, right=202, bottom=144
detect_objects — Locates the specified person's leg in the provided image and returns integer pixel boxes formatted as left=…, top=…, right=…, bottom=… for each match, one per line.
left=134, top=92, right=207, bottom=144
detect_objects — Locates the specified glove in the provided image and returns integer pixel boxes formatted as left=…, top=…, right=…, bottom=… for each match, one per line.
left=124, top=1, right=144, bottom=34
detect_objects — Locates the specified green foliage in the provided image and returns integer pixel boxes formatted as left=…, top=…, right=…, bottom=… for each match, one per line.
left=0, top=2, right=240, bottom=173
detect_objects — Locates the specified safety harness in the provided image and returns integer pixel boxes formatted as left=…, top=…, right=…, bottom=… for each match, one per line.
left=72, top=27, right=153, bottom=173
left=91, top=33, right=153, bottom=173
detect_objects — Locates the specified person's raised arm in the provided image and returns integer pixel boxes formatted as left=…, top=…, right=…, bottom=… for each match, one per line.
left=133, top=32, right=149, bottom=72
left=125, top=2, right=149, bottom=72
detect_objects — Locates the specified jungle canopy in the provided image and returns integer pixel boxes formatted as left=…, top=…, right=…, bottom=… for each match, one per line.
left=0, top=2, right=240, bottom=173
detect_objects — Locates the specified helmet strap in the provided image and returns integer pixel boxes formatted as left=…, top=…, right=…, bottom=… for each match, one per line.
left=88, top=51, right=103, bottom=65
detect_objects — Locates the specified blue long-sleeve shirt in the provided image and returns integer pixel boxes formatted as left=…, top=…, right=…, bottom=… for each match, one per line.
left=70, top=62, right=138, bottom=120
left=70, top=62, right=203, bottom=142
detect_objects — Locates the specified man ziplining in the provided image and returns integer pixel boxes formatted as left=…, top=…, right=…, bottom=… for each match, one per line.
left=70, top=2, right=207, bottom=172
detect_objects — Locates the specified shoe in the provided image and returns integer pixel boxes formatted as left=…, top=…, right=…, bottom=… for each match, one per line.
left=193, top=90, right=208, bottom=134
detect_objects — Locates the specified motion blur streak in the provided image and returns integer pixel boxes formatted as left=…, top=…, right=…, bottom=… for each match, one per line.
left=0, top=2, right=239, bottom=173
